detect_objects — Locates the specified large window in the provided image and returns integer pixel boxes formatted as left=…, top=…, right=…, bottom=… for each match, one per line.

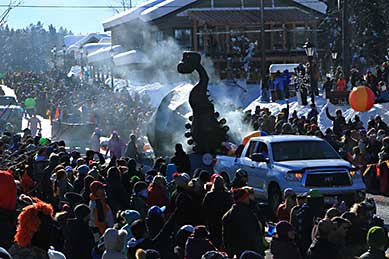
left=294, top=25, right=306, bottom=49
left=174, top=28, right=193, bottom=49
left=272, top=25, right=284, bottom=50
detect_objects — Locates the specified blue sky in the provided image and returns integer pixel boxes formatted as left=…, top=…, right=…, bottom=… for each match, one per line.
left=4, top=0, right=146, bottom=34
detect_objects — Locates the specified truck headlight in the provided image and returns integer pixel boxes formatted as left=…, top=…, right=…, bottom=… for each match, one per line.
left=349, top=168, right=362, bottom=180
left=285, top=171, right=303, bottom=182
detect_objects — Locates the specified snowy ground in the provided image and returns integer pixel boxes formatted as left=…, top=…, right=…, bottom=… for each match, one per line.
left=245, top=93, right=389, bottom=133
left=1, top=85, right=52, bottom=138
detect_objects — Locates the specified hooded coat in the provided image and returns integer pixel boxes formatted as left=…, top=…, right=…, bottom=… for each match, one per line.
left=102, top=229, right=127, bottom=259
left=63, top=218, right=95, bottom=259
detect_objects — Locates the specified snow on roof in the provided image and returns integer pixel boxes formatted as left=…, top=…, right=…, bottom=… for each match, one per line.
left=64, top=35, right=85, bottom=48
left=67, top=33, right=111, bottom=52
left=113, top=50, right=150, bottom=66
left=82, top=43, right=112, bottom=55
left=87, top=45, right=123, bottom=64
left=102, top=0, right=197, bottom=30
left=292, top=0, right=326, bottom=14
left=98, top=37, right=112, bottom=44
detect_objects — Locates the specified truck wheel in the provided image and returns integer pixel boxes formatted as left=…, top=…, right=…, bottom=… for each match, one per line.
left=268, top=184, right=282, bottom=213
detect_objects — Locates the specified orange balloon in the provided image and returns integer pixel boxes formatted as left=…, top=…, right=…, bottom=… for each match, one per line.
left=349, top=86, right=375, bottom=112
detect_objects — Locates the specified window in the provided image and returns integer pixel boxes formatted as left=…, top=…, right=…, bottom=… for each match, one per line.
left=294, top=25, right=306, bottom=49
left=272, top=25, right=284, bottom=50
left=245, top=141, right=258, bottom=158
left=271, top=141, right=340, bottom=162
left=174, top=28, right=193, bottom=49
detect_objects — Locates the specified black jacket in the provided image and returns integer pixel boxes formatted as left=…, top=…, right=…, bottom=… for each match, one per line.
left=222, top=202, right=265, bottom=258
left=359, top=248, right=387, bottom=259
left=63, top=218, right=95, bottom=259
left=325, top=108, right=346, bottom=137
left=306, top=239, right=342, bottom=259
left=171, top=151, right=191, bottom=174
left=202, top=190, right=233, bottom=248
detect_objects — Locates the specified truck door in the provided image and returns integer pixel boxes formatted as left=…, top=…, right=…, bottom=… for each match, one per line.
left=241, top=141, right=268, bottom=199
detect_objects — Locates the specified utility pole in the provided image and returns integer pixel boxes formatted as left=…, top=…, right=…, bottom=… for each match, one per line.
left=260, top=0, right=266, bottom=88
left=341, top=0, right=350, bottom=78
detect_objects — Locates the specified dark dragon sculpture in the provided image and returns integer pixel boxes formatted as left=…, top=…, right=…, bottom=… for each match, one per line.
left=177, top=52, right=229, bottom=154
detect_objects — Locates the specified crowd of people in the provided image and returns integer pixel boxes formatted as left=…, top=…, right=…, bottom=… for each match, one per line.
left=0, top=127, right=388, bottom=259
left=3, top=71, right=154, bottom=140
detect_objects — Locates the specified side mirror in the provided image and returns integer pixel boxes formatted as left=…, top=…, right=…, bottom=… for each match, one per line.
left=251, top=153, right=269, bottom=163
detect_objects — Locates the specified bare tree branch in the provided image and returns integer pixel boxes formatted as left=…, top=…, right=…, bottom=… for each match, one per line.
left=0, top=0, right=23, bottom=26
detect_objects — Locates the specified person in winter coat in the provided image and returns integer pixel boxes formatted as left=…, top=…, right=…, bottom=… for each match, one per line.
left=102, top=228, right=127, bottom=259
left=375, top=116, right=389, bottom=133
left=270, top=221, right=302, bottom=259
left=125, top=134, right=140, bottom=161
left=89, top=181, right=114, bottom=236
left=307, top=103, right=319, bottom=122
left=40, top=153, right=60, bottom=203
left=175, top=225, right=195, bottom=259
left=170, top=173, right=199, bottom=226
left=306, top=219, right=342, bottom=259
left=202, top=176, right=233, bottom=249
left=230, top=168, right=248, bottom=189
left=378, top=137, right=389, bottom=162
left=130, top=181, right=148, bottom=219
left=106, top=167, right=130, bottom=215
left=90, top=128, right=101, bottom=153
left=325, top=107, right=346, bottom=138
left=53, top=169, right=74, bottom=209
left=107, top=131, right=126, bottom=159
left=222, top=188, right=265, bottom=258
left=185, top=225, right=216, bottom=259
left=359, top=226, right=388, bottom=259
left=147, top=175, right=169, bottom=209
left=9, top=198, right=63, bottom=259
left=276, top=188, right=296, bottom=222
left=73, top=164, right=90, bottom=193
left=273, top=71, right=285, bottom=100
left=0, top=170, right=17, bottom=250
left=171, top=143, right=191, bottom=174
left=63, top=204, right=95, bottom=259
left=146, top=206, right=166, bottom=239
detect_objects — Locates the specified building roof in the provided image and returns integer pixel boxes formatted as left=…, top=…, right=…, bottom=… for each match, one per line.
left=102, top=0, right=197, bottom=30
left=188, top=8, right=320, bottom=26
left=67, top=33, right=111, bottom=52
left=87, top=45, right=124, bottom=64
left=113, top=49, right=150, bottom=66
left=102, top=0, right=326, bottom=30
left=292, top=0, right=326, bottom=14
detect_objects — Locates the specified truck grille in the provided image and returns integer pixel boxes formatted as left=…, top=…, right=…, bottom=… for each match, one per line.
left=305, top=172, right=351, bottom=187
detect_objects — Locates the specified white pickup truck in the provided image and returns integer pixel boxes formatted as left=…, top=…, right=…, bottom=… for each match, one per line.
left=214, top=135, right=366, bottom=211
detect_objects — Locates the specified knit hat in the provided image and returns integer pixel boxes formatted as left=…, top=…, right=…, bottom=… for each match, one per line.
left=175, top=174, right=190, bottom=188
left=145, top=249, right=161, bottom=259
left=64, top=165, right=73, bottom=172
left=74, top=204, right=90, bottom=220
left=64, top=192, right=83, bottom=206
left=367, top=226, right=387, bottom=248
left=232, top=188, right=250, bottom=203
left=240, top=250, right=263, bottom=259
left=202, top=251, right=229, bottom=259
left=122, top=210, right=141, bottom=224
left=0, top=170, right=17, bottom=211
left=90, top=181, right=106, bottom=194
left=133, top=181, right=148, bottom=194
left=48, top=246, right=66, bottom=259
left=147, top=206, right=166, bottom=217
left=210, top=174, right=221, bottom=183
left=276, top=221, right=294, bottom=239
left=77, top=164, right=90, bottom=175
left=103, top=228, right=128, bottom=251
left=193, top=225, right=209, bottom=238
left=283, top=188, right=296, bottom=198
left=179, top=225, right=195, bottom=233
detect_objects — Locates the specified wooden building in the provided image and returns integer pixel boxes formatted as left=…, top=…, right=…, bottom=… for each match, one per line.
left=102, top=0, right=326, bottom=79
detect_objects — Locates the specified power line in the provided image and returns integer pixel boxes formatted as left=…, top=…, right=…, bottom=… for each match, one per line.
left=0, top=0, right=327, bottom=9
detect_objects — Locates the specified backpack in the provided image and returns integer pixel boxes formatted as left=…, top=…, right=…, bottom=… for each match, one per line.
left=291, top=204, right=317, bottom=252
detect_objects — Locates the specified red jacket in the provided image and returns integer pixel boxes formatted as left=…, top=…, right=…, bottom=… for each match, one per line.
left=147, top=184, right=169, bottom=208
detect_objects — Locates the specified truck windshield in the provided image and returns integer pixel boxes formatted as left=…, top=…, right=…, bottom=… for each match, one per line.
left=271, top=140, right=340, bottom=161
